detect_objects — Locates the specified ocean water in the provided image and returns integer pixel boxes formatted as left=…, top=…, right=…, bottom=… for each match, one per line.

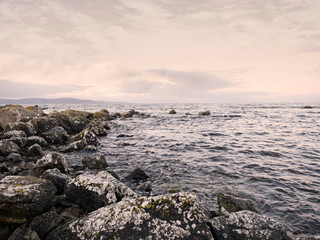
left=45, top=103, right=320, bottom=235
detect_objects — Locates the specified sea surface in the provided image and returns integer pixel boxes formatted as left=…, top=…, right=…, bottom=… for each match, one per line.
left=44, top=103, right=320, bottom=235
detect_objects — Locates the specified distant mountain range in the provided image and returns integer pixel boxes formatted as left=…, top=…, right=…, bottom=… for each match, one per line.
left=0, top=98, right=115, bottom=105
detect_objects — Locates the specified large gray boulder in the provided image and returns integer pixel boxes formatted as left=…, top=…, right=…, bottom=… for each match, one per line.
left=0, top=176, right=56, bottom=224
left=0, top=140, right=20, bottom=156
left=33, top=152, right=68, bottom=175
left=65, top=171, right=137, bottom=211
left=208, top=210, right=289, bottom=240
left=41, top=126, right=69, bottom=145
left=47, top=192, right=213, bottom=240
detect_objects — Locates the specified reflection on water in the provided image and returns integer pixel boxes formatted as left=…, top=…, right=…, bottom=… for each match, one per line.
left=47, top=103, right=320, bottom=235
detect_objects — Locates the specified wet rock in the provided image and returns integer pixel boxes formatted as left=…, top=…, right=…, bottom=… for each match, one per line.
left=33, top=152, right=68, bottom=175
left=3, top=130, right=26, bottom=139
left=0, top=223, right=10, bottom=240
left=208, top=210, right=289, bottom=240
left=84, top=145, right=97, bottom=151
left=8, top=227, right=40, bottom=240
left=199, top=111, right=211, bottom=116
left=138, top=181, right=152, bottom=192
left=41, top=168, right=71, bottom=194
left=25, top=136, right=47, bottom=147
left=65, top=171, right=137, bottom=211
left=62, top=109, right=93, bottom=119
left=47, top=111, right=72, bottom=133
left=87, top=119, right=108, bottom=136
left=74, top=128, right=100, bottom=147
left=81, top=155, right=107, bottom=170
left=303, top=106, right=313, bottom=109
left=93, top=109, right=111, bottom=121
left=0, top=140, right=20, bottom=156
left=0, top=176, right=56, bottom=224
left=126, top=167, right=150, bottom=181
left=60, top=140, right=84, bottom=153
left=47, top=192, right=213, bottom=240
left=169, top=109, right=176, bottom=114
left=113, top=112, right=121, bottom=118
left=117, top=134, right=133, bottom=138
left=6, top=153, right=22, bottom=162
left=28, top=144, right=44, bottom=157
left=31, top=117, right=59, bottom=135
left=41, top=126, right=69, bottom=145
left=218, top=193, right=260, bottom=214
left=5, top=121, right=35, bottom=136
left=121, top=111, right=133, bottom=118
left=6, top=137, right=26, bottom=148
left=69, top=116, right=89, bottom=134
left=0, top=161, right=22, bottom=175
left=29, top=211, right=65, bottom=239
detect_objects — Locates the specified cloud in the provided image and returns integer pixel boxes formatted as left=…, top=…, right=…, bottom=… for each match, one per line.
left=0, top=79, right=89, bottom=99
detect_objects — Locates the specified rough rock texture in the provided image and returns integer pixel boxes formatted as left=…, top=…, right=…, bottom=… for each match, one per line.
left=47, top=111, right=72, bottom=133
left=29, top=211, right=65, bottom=239
left=47, top=192, right=213, bottom=240
left=41, top=168, right=71, bottom=194
left=81, top=155, right=107, bottom=169
left=208, top=210, right=289, bottom=240
left=126, top=167, right=150, bottom=181
left=121, top=111, right=133, bottom=118
left=26, top=136, right=47, bottom=147
left=3, top=130, right=26, bottom=139
left=74, top=128, right=100, bottom=147
left=0, top=176, right=56, bottom=224
left=87, top=120, right=108, bottom=136
left=65, top=171, right=137, bottom=211
left=28, top=144, right=44, bottom=157
left=169, top=109, right=176, bottom=114
left=218, top=193, right=260, bottom=214
left=6, top=153, right=22, bottom=162
left=33, top=152, right=68, bottom=175
left=31, top=117, right=59, bottom=135
left=93, top=109, right=111, bottom=121
left=41, top=126, right=69, bottom=145
left=8, top=227, right=40, bottom=240
left=69, top=116, right=89, bottom=134
left=5, top=121, right=35, bottom=136
left=0, top=140, right=20, bottom=156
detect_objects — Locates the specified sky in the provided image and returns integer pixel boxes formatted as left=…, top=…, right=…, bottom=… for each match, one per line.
left=0, top=0, right=319, bottom=103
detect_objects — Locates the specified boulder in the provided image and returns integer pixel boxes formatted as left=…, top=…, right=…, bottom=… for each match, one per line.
left=31, top=117, right=58, bottom=135
left=87, top=119, right=108, bottom=136
left=41, top=168, right=70, bottom=194
left=81, top=155, right=107, bottom=170
left=28, top=144, right=44, bottom=157
left=169, top=109, right=176, bottom=114
left=74, top=128, right=99, bottom=147
left=5, top=137, right=26, bottom=148
left=126, top=167, right=150, bottom=181
left=29, top=211, right=65, bottom=239
left=69, top=116, right=89, bottom=133
left=41, top=126, right=69, bottom=145
left=3, top=130, right=26, bottom=139
left=0, top=140, right=20, bottom=156
left=62, top=109, right=93, bottom=119
left=121, top=111, right=133, bottom=118
left=65, top=171, right=137, bottom=211
left=47, top=192, right=213, bottom=240
left=113, top=112, right=121, bottom=118
left=217, top=193, right=259, bottom=214
left=199, top=111, right=211, bottom=116
left=5, top=121, right=35, bottom=136
left=33, top=152, right=68, bottom=175
left=6, top=153, right=22, bottom=162
left=26, top=136, right=47, bottom=147
left=93, top=109, right=112, bottom=121
left=208, top=210, right=289, bottom=240
left=0, top=176, right=56, bottom=224
left=48, top=111, right=72, bottom=133
left=8, top=227, right=40, bottom=240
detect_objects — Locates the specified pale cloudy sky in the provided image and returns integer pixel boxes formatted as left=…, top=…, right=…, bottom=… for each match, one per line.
left=0, top=0, right=319, bottom=103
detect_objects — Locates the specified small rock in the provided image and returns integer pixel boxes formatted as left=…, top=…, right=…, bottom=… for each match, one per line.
left=3, top=130, right=26, bottom=139
left=82, top=155, right=108, bottom=170
left=7, top=153, right=23, bottom=162
left=121, top=111, right=133, bottom=118
left=199, top=111, right=211, bottom=116
left=169, top=109, right=176, bottom=114
left=112, top=112, right=121, bottom=118
left=126, top=167, right=150, bottom=181
left=28, top=144, right=44, bottom=157
left=303, top=106, right=313, bottom=109
left=5, top=121, right=35, bottom=136
left=25, top=136, right=47, bottom=147
left=8, top=227, right=40, bottom=240
left=41, top=168, right=71, bottom=194
left=117, top=134, right=133, bottom=138
left=60, top=140, right=84, bottom=153
left=41, top=126, right=69, bottom=145
left=33, top=152, right=68, bottom=175
left=217, top=193, right=260, bottom=214
left=0, top=140, right=20, bottom=156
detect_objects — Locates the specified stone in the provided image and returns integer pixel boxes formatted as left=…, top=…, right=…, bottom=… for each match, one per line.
left=199, top=111, right=211, bottom=116
left=217, top=193, right=260, bottom=214
left=47, top=192, right=214, bottom=240
left=5, top=121, right=35, bottom=136
left=74, top=128, right=100, bottom=147
left=31, top=117, right=59, bottom=135
left=26, top=136, right=47, bottom=147
left=62, top=109, right=93, bottom=119
left=208, top=210, right=289, bottom=240
left=0, top=176, right=56, bottom=224
left=65, top=171, right=137, bottom=211
left=69, top=116, right=89, bottom=134
left=33, top=152, right=68, bottom=175
left=138, top=181, right=152, bottom=192
left=81, top=155, right=108, bottom=170
left=6, top=153, right=22, bottom=162
left=113, top=112, right=121, bottom=118
left=3, top=130, right=26, bottom=139
left=29, top=211, right=65, bottom=239
left=8, top=227, right=40, bottom=240
left=41, top=126, right=69, bottom=145
left=121, top=111, right=133, bottom=118
left=28, top=144, right=44, bottom=157
left=0, top=140, right=20, bottom=156
left=169, top=109, right=176, bottom=114
left=48, top=111, right=72, bottom=133
left=0, top=223, right=10, bottom=240
left=93, top=109, right=112, bottom=121
left=41, top=168, right=71, bottom=194
left=126, top=167, right=150, bottom=181
left=60, top=140, right=84, bottom=153
left=5, top=137, right=26, bottom=148
left=87, top=119, right=108, bottom=136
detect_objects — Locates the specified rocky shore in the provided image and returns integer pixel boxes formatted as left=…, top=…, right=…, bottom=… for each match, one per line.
left=0, top=105, right=318, bottom=240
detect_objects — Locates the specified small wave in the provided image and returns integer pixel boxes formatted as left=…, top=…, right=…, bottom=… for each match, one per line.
left=203, top=132, right=226, bottom=137
left=258, top=150, right=283, bottom=157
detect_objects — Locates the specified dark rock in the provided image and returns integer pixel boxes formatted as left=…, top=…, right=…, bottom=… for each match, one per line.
left=112, top=112, right=121, bottom=118
left=169, top=109, right=176, bottom=114
left=5, top=121, right=35, bottom=136
left=25, top=136, right=47, bottom=147
left=47, top=111, right=72, bottom=133
left=33, top=152, right=68, bottom=175
left=126, top=167, right=150, bottom=181
left=117, top=134, right=133, bottom=138
left=199, top=111, right=211, bottom=116
left=73, top=128, right=99, bottom=147
left=87, top=119, right=108, bottom=136
left=0, top=140, right=20, bottom=156
left=65, top=171, right=137, bottom=211
left=121, top=111, right=133, bottom=118
left=0, top=161, right=22, bottom=175
left=303, top=106, right=313, bottom=109
left=3, top=130, right=26, bottom=139
left=81, top=155, right=107, bottom=169
left=6, top=137, right=26, bottom=148
left=60, top=206, right=87, bottom=221
left=8, top=227, right=40, bottom=240
left=0, top=176, right=56, bottom=224
left=60, top=140, right=84, bottom=153
left=47, top=192, right=214, bottom=240
left=93, top=109, right=112, bottom=121
left=41, top=168, right=70, bottom=194
left=217, top=193, right=259, bottom=214
left=29, top=211, right=65, bottom=239
left=208, top=210, right=289, bottom=240
left=62, top=109, right=93, bottom=119
left=0, top=156, right=4, bottom=163
left=28, top=144, right=44, bottom=157
left=0, top=223, right=10, bottom=240
left=186, top=112, right=191, bottom=115
left=6, top=153, right=22, bottom=162
left=69, top=116, right=89, bottom=134
left=31, top=117, right=59, bottom=135
left=107, top=170, right=120, bottom=180
left=41, top=126, right=69, bottom=145
left=138, top=181, right=152, bottom=192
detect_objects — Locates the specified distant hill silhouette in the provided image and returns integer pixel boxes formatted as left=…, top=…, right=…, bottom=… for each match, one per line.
left=0, top=98, right=115, bottom=105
